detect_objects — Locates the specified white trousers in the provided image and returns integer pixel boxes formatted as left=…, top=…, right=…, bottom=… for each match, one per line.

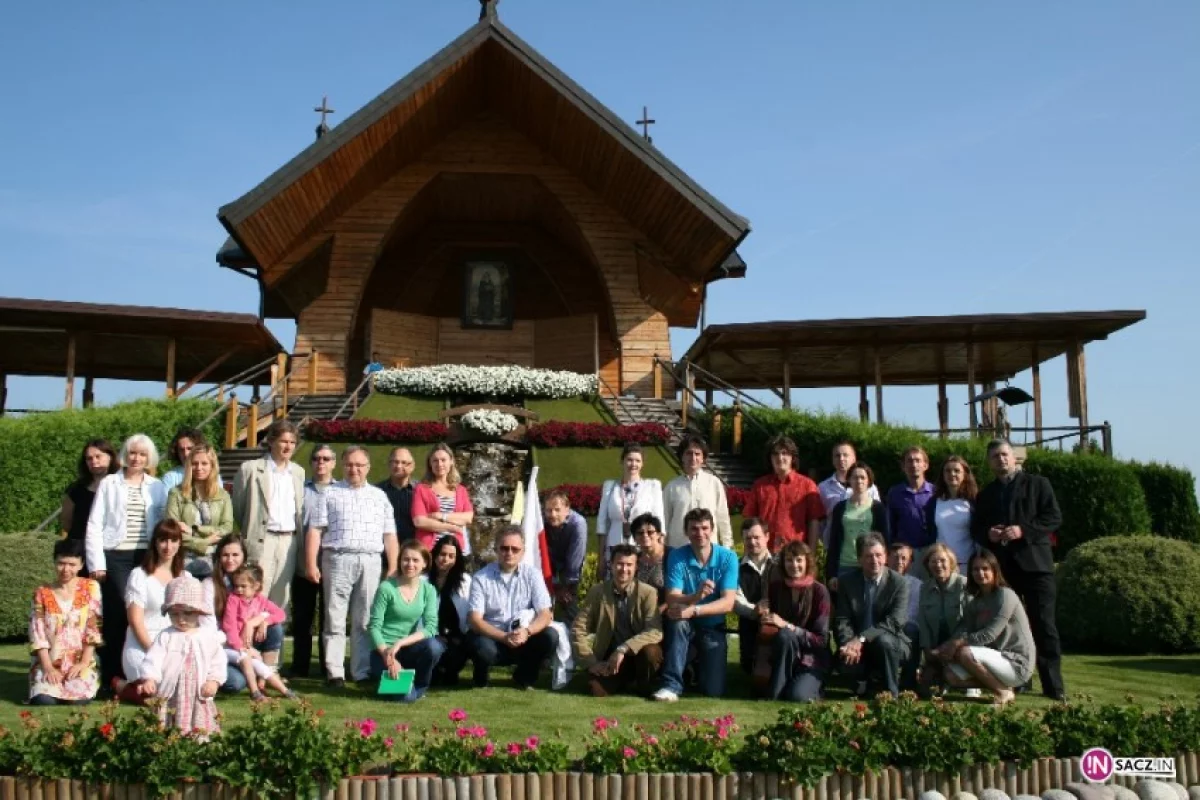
left=259, top=533, right=297, bottom=610
left=948, top=646, right=1022, bottom=687
left=321, top=550, right=380, bottom=681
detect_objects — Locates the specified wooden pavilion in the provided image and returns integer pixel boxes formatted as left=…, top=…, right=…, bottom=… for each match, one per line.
left=0, top=298, right=283, bottom=413
left=216, top=3, right=750, bottom=398
left=678, top=310, right=1146, bottom=446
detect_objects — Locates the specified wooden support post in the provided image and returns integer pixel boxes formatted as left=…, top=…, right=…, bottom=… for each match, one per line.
left=308, top=350, right=320, bottom=395
left=165, top=337, right=177, bottom=399
left=269, top=363, right=279, bottom=419
left=275, top=352, right=288, bottom=419
left=1032, top=345, right=1043, bottom=445
left=937, top=380, right=949, bottom=439
left=983, top=380, right=997, bottom=433
left=859, top=383, right=869, bottom=423
left=732, top=402, right=743, bottom=455
left=246, top=401, right=259, bottom=450
left=873, top=351, right=884, bottom=425
left=64, top=334, right=77, bottom=409
left=781, top=350, right=792, bottom=410
left=1102, top=421, right=1112, bottom=457
left=704, top=387, right=713, bottom=410
left=83, top=376, right=95, bottom=409
left=217, top=384, right=225, bottom=403
left=224, top=396, right=238, bottom=450
left=0, top=372, right=7, bottom=417
left=967, top=346, right=978, bottom=434
left=711, top=408, right=722, bottom=455
left=653, top=358, right=662, bottom=400
left=680, top=362, right=691, bottom=429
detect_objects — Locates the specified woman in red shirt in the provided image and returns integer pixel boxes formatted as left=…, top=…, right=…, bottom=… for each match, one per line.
left=411, top=444, right=474, bottom=553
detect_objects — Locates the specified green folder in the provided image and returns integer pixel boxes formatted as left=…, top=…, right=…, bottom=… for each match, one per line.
left=378, top=669, right=416, bottom=696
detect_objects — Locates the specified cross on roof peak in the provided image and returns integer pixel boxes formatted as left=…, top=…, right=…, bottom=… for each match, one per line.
left=479, top=0, right=499, bottom=21
left=314, top=95, right=336, bottom=140
left=636, top=106, right=656, bottom=144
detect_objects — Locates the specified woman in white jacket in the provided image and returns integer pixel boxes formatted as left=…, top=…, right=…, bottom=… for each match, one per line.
left=597, top=444, right=664, bottom=571
left=85, top=433, right=167, bottom=690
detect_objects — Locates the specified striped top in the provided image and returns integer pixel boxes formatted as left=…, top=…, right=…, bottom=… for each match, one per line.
left=121, top=485, right=149, bottom=550
left=437, top=494, right=456, bottom=516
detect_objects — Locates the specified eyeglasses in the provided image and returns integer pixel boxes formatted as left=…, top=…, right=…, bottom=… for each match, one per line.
left=313, top=456, right=334, bottom=462
left=498, top=546, right=523, bottom=554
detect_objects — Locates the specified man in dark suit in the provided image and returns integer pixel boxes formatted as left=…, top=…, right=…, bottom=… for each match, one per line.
left=834, top=532, right=912, bottom=697
left=972, top=439, right=1065, bottom=701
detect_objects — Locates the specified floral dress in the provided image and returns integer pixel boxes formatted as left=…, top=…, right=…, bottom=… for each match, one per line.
left=28, top=580, right=103, bottom=702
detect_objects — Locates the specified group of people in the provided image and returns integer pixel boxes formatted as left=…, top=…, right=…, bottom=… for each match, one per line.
left=29, top=419, right=1066, bottom=735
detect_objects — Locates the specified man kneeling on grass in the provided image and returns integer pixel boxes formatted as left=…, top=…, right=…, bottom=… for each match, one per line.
left=653, top=508, right=738, bottom=702
left=572, top=544, right=663, bottom=697
left=465, top=526, right=555, bottom=689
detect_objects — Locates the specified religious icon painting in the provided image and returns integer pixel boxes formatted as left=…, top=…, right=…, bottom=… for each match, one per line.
left=462, top=260, right=513, bottom=329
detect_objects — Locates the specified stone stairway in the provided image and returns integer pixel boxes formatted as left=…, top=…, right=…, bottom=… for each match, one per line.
left=600, top=395, right=758, bottom=488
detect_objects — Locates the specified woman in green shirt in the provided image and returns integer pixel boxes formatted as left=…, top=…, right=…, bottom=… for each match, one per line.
left=165, top=445, right=233, bottom=579
left=825, top=463, right=890, bottom=591
left=367, top=540, right=445, bottom=702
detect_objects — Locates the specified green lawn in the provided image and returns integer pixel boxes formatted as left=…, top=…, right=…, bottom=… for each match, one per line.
left=355, top=394, right=446, bottom=421
left=3, top=643, right=1196, bottom=746
left=535, top=446, right=679, bottom=487
left=525, top=398, right=614, bottom=423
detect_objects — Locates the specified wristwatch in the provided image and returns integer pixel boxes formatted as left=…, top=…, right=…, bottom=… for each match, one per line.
left=858, top=636, right=867, bottom=644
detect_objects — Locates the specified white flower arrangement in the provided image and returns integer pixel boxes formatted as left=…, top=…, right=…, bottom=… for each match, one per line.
left=373, top=364, right=597, bottom=399
left=460, top=408, right=521, bottom=437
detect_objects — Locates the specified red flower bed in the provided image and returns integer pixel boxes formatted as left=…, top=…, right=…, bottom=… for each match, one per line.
left=545, top=483, right=750, bottom=517
left=303, top=419, right=449, bottom=443
left=526, top=421, right=672, bottom=448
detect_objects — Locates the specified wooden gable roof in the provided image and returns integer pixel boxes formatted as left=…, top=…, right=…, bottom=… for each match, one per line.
left=217, top=16, right=750, bottom=291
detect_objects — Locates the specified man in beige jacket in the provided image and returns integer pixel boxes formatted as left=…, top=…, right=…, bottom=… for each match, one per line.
left=571, top=544, right=663, bottom=697
left=232, top=420, right=305, bottom=609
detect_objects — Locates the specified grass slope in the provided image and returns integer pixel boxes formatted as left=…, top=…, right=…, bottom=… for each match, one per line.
left=356, top=394, right=446, bottom=421
left=0, top=643, right=1195, bottom=745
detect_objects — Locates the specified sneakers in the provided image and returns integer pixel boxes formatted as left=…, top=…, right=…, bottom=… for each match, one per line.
left=653, top=688, right=679, bottom=703
left=965, top=688, right=982, bottom=698
left=397, top=687, right=427, bottom=704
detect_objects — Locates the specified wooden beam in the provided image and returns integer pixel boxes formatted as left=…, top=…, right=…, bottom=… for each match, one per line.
left=653, top=356, right=662, bottom=400
left=1069, top=341, right=1089, bottom=434
left=967, top=345, right=978, bottom=434
left=176, top=349, right=238, bottom=398
left=165, top=337, right=177, bottom=398
left=859, top=383, right=869, bottom=423
left=937, top=380, right=949, bottom=439
left=0, top=372, right=6, bottom=416
left=873, top=350, right=884, bottom=424
left=308, top=350, right=320, bottom=395
left=83, top=376, right=95, bottom=409
left=781, top=349, right=792, bottom=410
left=224, top=395, right=238, bottom=450
left=592, top=314, right=600, bottom=381
left=64, top=333, right=76, bottom=409
left=1032, top=345, right=1043, bottom=444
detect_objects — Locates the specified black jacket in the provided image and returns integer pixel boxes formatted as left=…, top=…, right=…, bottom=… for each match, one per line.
left=826, top=499, right=891, bottom=579
left=971, top=470, right=1062, bottom=575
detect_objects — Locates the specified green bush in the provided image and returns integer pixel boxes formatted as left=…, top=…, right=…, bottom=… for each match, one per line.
left=1057, top=536, right=1200, bottom=653
left=0, top=399, right=222, bottom=533
left=718, top=407, right=1163, bottom=556
left=0, top=533, right=57, bottom=640
left=1129, top=461, right=1200, bottom=543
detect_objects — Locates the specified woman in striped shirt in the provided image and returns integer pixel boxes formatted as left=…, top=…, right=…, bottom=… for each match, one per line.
left=85, top=433, right=168, bottom=690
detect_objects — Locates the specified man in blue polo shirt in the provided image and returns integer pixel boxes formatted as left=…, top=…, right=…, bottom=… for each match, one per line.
left=653, top=507, right=738, bottom=702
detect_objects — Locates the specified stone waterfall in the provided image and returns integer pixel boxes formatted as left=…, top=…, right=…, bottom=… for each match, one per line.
left=454, top=442, right=530, bottom=563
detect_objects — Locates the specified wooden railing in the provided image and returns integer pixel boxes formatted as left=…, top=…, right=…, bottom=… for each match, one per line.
left=919, top=422, right=1114, bottom=456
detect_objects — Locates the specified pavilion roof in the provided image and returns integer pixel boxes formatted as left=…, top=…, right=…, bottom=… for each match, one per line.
left=681, top=310, right=1146, bottom=389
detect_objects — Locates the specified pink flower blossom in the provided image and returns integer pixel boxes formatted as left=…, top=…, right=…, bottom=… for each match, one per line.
left=395, top=723, right=410, bottom=733
left=456, top=727, right=471, bottom=739
left=384, top=738, right=395, bottom=748
left=358, top=719, right=378, bottom=737
left=716, top=727, right=730, bottom=740
left=526, top=736, right=539, bottom=749
left=483, top=742, right=496, bottom=757
left=623, top=746, right=637, bottom=759
left=448, top=708, right=468, bottom=723
left=592, top=717, right=610, bottom=732
left=507, top=742, right=523, bottom=756
left=470, top=726, right=488, bottom=738
left=643, top=736, right=659, bottom=746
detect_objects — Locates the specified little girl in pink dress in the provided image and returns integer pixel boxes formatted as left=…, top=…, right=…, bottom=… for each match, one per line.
left=141, top=574, right=226, bottom=736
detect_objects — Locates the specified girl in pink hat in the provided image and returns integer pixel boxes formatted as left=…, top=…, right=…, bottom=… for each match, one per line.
left=141, top=574, right=226, bottom=736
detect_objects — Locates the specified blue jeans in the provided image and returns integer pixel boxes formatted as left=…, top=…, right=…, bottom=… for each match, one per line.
left=660, top=619, right=727, bottom=697
left=368, top=638, right=446, bottom=698
left=221, top=622, right=284, bottom=693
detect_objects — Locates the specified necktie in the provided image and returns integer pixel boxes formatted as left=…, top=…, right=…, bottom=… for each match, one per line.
left=863, top=580, right=876, bottom=629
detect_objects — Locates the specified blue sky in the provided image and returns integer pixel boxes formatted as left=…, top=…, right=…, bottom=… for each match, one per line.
left=2, top=1, right=1197, bottom=485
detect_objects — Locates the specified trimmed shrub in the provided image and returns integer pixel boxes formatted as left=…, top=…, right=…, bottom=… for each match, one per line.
left=0, top=399, right=221, bottom=533
left=722, top=407, right=1160, bottom=556
left=1057, top=536, right=1200, bottom=653
left=0, top=533, right=57, bottom=640
left=1129, top=461, right=1200, bottom=543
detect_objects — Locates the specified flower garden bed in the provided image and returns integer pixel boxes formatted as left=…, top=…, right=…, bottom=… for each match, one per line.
left=374, top=365, right=598, bottom=400
left=303, top=419, right=449, bottom=443
left=547, top=483, right=750, bottom=515
left=527, top=421, right=672, bottom=448
left=302, top=419, right=675, bottom=448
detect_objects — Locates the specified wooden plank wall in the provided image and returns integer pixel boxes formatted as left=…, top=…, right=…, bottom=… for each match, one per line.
left=438, top=318, right=535, bottom=366
left=533, top=314, right=594, bottom=374
left=368, top=310, right=439, bottom=368
left=278, top=114, right=671, bottom=395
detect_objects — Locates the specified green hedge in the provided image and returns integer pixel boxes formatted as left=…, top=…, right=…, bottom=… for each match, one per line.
left=0, top=399, right=222, bottom=533
left=1057, top=535, right=1200, bottom=653
left=717, top=408, right=1177, bottom=555
left=1130, top=461, right=1200, bottom=543
left=0, top=533, right=57, bottom=640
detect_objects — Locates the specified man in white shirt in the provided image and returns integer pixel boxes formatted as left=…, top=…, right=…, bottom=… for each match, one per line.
left=818, top=440, right=879, bottom=547
left=232, top=420, right=305, bottom=609
left=663, top=435, right=733, bottom=548
left=305, top=446, right=399, bottom=687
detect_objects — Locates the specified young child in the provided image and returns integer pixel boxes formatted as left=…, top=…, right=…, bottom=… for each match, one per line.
left=141, top=574, right=226, bottom=737
left=221, top=565, right=297, bottom=701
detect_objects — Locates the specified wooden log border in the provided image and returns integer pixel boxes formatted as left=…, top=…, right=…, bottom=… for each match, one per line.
left=1, top=755, right=1197, bottom=800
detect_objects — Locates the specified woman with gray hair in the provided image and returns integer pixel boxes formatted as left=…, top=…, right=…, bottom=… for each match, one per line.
left=85, top=433, right=168, bottom=690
